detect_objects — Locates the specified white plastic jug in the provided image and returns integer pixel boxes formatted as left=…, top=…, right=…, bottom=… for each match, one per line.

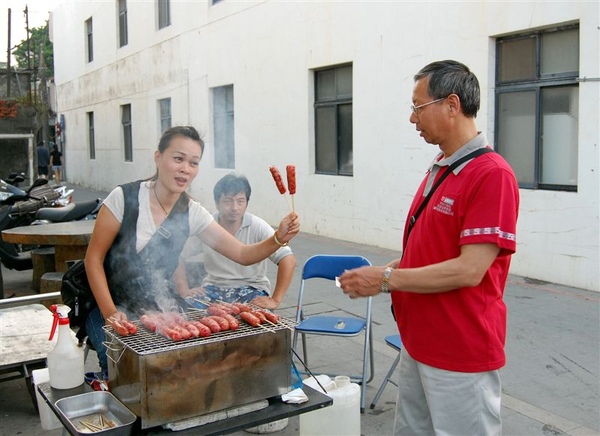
left=47, top=304, right=84, bottom=389
left=300, top=375, right=361, bottom=436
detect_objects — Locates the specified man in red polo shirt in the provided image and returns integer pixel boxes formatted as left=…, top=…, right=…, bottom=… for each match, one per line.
left=339, top=60, right=519, bottom=435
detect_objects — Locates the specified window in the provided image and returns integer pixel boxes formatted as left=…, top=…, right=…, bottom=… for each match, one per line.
left=87, top=112, right=95, bottom=160
left=122, top=104, right=133, bottom=162
left=85, top=18, right=93, bottom=62
left=496, top=25, right=579, bottom=191
left=314, top=65, right=353, bottom=176
left=118, top=0, right=128, bottom=47
left=158, top=98, right=171, bottom=133
left=158, top=0, right=171, bottom=29
left=213, top=85, right=235, bottom=169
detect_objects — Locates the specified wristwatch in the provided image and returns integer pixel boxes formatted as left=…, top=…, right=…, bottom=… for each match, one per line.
left=380, top=267, right=393, bottom=293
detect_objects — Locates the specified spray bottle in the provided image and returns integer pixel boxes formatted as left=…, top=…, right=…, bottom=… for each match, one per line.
left=47, top=304, right=84, bottom=389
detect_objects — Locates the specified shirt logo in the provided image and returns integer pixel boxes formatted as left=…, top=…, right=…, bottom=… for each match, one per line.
left=433, top=196, right=455, bottom=216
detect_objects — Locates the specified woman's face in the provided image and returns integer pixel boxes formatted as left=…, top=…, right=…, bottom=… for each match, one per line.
left=154, top=135, right=202, bottom=193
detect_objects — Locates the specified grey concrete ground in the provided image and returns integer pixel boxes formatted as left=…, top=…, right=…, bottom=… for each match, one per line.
left=0, top=182, right=598, bottom=435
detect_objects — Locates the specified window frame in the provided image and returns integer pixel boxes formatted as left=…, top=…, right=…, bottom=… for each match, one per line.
left=314, top=64, right=353, bottom=176
left=212, top=85, right=235, bottom=169
left=121, top=104, right=133, bottom=162
left=158, top=0, right=171, bottom=30
left=158, top=98, right=172, bottom=134
left=118, top=0, right=128, bottom=48
left=495, top=24, right=579, bottom=192
left=85, top=17, right=93, bottom=63
left=87, top=112, right=95, bottom=160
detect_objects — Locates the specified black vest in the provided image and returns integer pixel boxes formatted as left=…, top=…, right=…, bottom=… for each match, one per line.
left=104, top=180, right=190, bottom=315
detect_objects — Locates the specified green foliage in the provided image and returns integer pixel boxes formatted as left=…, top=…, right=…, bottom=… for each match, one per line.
left=13, top=21, right=54, bottom=78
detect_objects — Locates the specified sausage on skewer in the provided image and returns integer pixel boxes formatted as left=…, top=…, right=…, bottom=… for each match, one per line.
left=286, top=165, right=296, bottom=195
left=269, top=166, right=287, bottom=194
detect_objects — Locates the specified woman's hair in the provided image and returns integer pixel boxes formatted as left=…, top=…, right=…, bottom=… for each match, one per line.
left=213, top=173, right=252, bottom=203
left=414, top=60, right=480, bottom=118
left=150, top=126, right=204, bottom=181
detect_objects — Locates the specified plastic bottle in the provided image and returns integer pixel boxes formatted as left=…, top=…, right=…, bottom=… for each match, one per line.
left=300, top=374, right=361, bottom=436
left=47, top=304, right=84, bottom=389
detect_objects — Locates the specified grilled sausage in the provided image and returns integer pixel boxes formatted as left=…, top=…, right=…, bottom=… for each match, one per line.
left=189, top=321, right=212, bottom=337
left=208, top=315, right=230, bottom=331
left=182, top=322, right=200, bottom=338
left=199, top=317, right=221, bottom=333
left=251, top=311, right=268, bottom=323
left=207, top=306, right=230, bottom=318
left=223, top=314, right=239, bottom=330
left=240, top=312, right=261, bottom=327
left=111, top=320, right=130, bottom=336
left=258, top=310, right=280, bottom=324
left=286, top=165, right=296, bottom=195
left=269, top=166, right=287, bottom=194
left=140, top=314, right=158, bottom=332
left=158, top=325, right=184, bottom=341
left=232, top=302, right=252, bottom=313
left=121, top=320, right=138, bottom=335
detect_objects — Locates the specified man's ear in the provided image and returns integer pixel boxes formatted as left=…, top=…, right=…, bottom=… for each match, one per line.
left=446, top=94, right=461, bottom=115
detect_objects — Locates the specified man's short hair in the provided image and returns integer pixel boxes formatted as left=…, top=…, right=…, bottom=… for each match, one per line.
left=414, top=60, right=480, bottom=118
left=214, top=173, right=251, bottom=203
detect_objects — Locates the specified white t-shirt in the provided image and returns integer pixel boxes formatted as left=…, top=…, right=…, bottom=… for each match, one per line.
left=103, top=181, right=214, bottom=253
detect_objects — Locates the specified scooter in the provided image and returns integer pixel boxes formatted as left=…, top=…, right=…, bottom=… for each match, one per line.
left=32, top=198, right=102, bottom=225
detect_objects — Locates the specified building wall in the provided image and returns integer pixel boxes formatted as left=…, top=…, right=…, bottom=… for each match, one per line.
left=50, top=1, right=599, bottom=291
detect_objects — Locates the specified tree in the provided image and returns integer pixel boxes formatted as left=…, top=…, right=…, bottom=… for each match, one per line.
left=13, top=22, right=54, bottom=78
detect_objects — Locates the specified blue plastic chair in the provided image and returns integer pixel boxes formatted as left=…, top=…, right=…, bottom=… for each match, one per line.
left=292, top=254, right=374, bottom=412
left=369, top=334, right=402, bottom=409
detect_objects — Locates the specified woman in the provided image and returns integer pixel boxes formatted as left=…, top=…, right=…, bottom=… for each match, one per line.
left=50, top=145, right=63, bottom=185
left=84, top=126, right=299, bottom=379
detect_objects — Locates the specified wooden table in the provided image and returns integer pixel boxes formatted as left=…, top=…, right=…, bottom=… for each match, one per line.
left=0, top=304, right=55, bottom=407
left=2, top=221, right=95, bottom=272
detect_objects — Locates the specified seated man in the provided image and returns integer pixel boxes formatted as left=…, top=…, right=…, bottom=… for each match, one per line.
left=177, top=173, right=296, bottom=309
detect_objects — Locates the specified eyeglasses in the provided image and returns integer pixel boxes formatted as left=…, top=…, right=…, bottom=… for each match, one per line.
left=411, top=97, right=446, bottom=115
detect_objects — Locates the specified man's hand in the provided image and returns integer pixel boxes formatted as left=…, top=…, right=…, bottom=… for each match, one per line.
left=180, top=286, right=207, bottom=299
left=250, top=295, right=280, bottom=309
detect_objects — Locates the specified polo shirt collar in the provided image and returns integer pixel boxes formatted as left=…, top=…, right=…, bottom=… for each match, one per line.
left=430, top=132, right=488, bottom=175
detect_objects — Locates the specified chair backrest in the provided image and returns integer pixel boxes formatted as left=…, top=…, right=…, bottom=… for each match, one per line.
left=296, top=255, right=372, bottom=323
left=301, top=254, right=371, bottom=281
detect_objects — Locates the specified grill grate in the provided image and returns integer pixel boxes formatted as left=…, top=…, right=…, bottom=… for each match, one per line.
left=103, top=309, right=297, bottom=355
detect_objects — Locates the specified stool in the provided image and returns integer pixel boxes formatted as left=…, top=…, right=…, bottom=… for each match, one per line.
left=370, top=334, right=402, bottom=409
left=31, top=247, right=56, bottom=292
left=39, top=272, right=64, bottom=308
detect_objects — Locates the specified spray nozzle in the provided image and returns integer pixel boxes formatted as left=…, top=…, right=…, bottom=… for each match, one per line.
left=49, top=304, right=71, bottom=341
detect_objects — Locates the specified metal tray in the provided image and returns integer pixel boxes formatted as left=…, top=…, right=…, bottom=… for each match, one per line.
left=55, top=391, right=136, bottom=435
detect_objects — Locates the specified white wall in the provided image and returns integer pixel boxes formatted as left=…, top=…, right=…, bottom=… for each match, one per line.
left=51, top=0, right=599, bottom=291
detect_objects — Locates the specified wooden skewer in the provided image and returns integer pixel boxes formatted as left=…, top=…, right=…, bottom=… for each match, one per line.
left=284, top=194, right=293, bottom=213
left=79, top=419, right=102, bottom=432
left=257, top=323, right=276, bottom=334
left=291, top=194, right=295, bottom=213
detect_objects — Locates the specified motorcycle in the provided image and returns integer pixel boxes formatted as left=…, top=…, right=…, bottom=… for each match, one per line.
left=0, top=179, right=100, bottom=272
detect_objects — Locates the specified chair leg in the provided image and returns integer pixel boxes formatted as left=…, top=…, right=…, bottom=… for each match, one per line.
left=359, top=324, right=374, bottom=412
left=369, top=352, right=401, bottom=409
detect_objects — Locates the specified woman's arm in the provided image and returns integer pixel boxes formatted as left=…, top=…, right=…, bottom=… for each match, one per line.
left=84, top=206, right=124, bottom=321
left=200, top=212, right=300, bottom=265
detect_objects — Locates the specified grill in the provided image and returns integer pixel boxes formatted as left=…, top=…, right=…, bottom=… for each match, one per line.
left=104, top=310, right=296, bottom=429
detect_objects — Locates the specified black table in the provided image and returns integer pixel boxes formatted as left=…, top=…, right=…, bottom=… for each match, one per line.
left=38, top=382, right=333, bottom=435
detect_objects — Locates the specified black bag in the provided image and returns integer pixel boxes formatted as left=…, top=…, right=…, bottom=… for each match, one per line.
left=61, top=259, right=97, bottom=329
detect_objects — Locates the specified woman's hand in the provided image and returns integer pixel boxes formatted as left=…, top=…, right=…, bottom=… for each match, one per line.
left=105, top=310, right=128, bottom=325
left=275, top=212, right=300, bottom=245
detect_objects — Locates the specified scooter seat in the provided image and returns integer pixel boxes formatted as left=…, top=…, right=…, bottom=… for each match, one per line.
left=35, top=199, right=100, bottom=222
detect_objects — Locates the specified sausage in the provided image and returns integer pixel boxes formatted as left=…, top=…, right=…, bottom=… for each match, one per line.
left=240, top=312, right=261, bottom=327
left=207, top=306, right=230, bottom=318
left=223, top=313, right=239, bottom=330
left=170, top=324, right=192, bottom=340
left=121, top=320, right=138, bottom=335
left=158, top=325, right=183, bottom=341
left=111, top=320, right=130, bottom=336
left=199, top=317, right=221, bottom=333
left=258, top=310, right=280, bottom=324
left=286, top=165, right=296, bottom=195
left=182, top=322, right=200, bottom=338
left=189, top=321, right=212, bottom=337
left=251, top=311, right=268, bottom=323
left=269, top=166, right=287, bottom=195
left=140, top=315, right=158, bottom=332
left=232, top=302, right=253, bottom=313
left=208, top=315, right=230, bottom=331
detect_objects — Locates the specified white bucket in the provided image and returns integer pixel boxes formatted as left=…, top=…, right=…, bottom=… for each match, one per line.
left=32, top=368, right=63, bottom=430
left=300, top=375, right=361, bottom=436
